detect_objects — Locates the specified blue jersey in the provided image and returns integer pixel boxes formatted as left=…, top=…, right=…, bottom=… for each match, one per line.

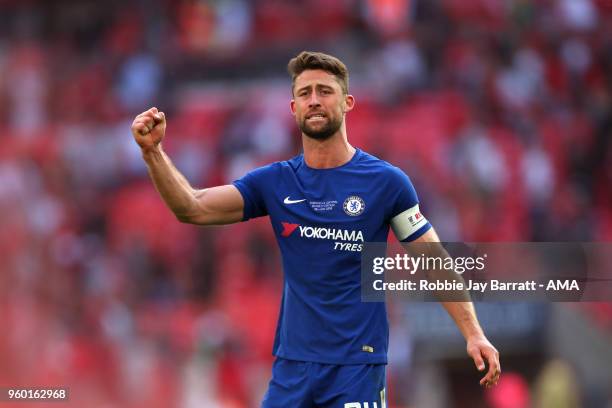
left=233, top=148, right=431, bottom=364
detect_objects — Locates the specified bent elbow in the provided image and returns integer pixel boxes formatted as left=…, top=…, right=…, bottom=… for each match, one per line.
left=173, top=199, right=205, bottom=224
left=174, top=208, right=212, bottom=225
left=175, top=213, right=194, bottom=223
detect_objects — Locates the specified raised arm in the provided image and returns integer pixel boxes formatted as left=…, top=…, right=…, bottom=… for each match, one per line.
left=414, top=228, right=501, bottom=388
left=131, top=107, right=244, bottom=225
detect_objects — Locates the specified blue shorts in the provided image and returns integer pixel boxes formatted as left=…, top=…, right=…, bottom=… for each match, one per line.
left=261, top=358, right=387, bottom=408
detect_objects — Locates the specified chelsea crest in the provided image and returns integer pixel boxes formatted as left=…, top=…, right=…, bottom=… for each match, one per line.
left=343, top=196, right=365, bottom=216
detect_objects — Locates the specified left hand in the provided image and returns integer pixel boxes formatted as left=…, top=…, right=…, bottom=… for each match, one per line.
left=466, top=335, right=501, bottom=388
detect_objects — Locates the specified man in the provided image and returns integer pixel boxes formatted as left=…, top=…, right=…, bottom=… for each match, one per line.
left=131, top=51, right=500, bottom=407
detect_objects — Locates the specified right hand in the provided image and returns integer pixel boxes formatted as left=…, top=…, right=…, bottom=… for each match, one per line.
left=466, top=335, right=501, bottom=388
left=131, top=107, right=166, bottom=150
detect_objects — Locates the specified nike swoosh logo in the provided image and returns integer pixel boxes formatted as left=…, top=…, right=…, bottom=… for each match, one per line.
left=283, top=196, right=307, bottom=205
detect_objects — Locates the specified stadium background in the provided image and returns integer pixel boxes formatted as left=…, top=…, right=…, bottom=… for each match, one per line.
left=0, top=0, right=611, bottom=406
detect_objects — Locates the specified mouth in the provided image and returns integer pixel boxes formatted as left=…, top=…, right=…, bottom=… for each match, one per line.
left=305, top=112, right=327, bottom=122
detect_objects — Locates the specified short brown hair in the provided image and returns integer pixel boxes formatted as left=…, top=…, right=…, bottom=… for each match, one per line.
left=287, top=51, right=349, bottom=95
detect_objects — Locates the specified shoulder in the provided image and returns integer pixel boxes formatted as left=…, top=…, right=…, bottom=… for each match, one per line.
left=281, top=153, right=305, bottom=171
left=238, top=153, right=304, bottom=184
left=356, top=150, right=412, bottom=183
left=244, top=157, right=294, bottom=177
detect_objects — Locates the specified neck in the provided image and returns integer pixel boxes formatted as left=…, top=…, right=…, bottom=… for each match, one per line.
left=302, top=123, right=355, bottom=169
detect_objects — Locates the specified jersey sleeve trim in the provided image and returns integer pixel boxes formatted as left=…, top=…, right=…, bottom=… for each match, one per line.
left=232, top=180, right=255, bottom=221
left=400, top=222, right=432, bottom=242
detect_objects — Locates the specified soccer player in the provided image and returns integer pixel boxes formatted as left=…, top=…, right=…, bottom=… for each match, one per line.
left=131, top=51, right=500, bottom=407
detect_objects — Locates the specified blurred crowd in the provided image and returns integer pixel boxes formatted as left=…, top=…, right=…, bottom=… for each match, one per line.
left=0, top=0, right=611, bottom=407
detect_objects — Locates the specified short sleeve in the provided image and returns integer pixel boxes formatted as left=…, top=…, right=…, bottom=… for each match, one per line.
left=386, top=166, right=432, bottom=241
left=232, top=164, right=276, bottom=221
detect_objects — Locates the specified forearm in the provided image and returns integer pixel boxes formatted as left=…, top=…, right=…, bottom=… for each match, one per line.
left=412, top=232, right=485, bottom=340
left=441, top=301, right=485, bottom=341
left=142, top=145, right=199, bottom=218
left=411, top=230, right=499, bottom=386
left=425, top=264, right=484, bottom=340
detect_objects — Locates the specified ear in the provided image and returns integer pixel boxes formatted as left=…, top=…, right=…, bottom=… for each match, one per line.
left=290, top=99, right=296, bottom=115
left=343, top=94, right=355, bottom=113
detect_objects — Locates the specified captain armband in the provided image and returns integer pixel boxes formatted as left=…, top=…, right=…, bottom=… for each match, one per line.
left=390, top=204, right=428, bottom=240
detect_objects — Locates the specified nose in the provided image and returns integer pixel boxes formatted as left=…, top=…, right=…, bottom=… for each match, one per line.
left=308, top=92, right=321, bottom=108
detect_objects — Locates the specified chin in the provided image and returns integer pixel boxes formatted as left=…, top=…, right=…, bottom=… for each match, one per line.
left=305, top=133, right=335, bottom=141
left=302, top=125, right=332, bottom=140
left=301, top=121, right=340, bottom=141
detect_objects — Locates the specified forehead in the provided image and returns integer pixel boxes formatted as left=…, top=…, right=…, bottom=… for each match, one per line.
left=294, top=69, right=342, bottom=91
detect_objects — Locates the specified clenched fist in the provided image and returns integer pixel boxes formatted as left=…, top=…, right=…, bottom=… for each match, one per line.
left=131, top=107, right=166, bottom=150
